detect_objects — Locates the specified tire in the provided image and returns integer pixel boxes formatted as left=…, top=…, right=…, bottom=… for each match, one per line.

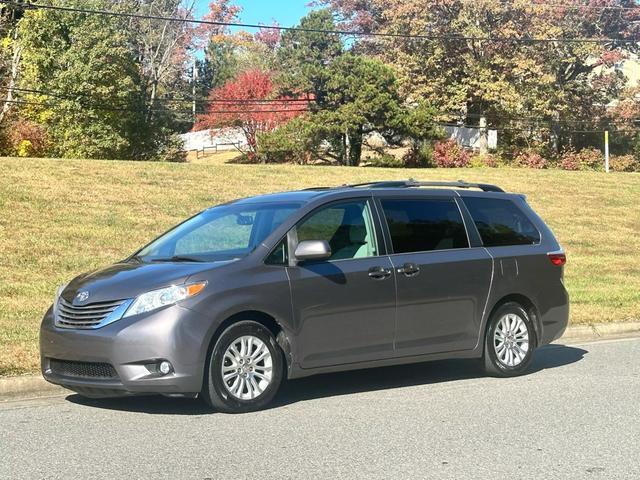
left=202, top=320, right=284, bottom=413
left=483, top=302, right=537, bottom=377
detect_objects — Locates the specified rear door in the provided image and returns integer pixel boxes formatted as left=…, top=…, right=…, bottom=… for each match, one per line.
left=287, top=197, right=397, bottom=369
left=377, top=194, right=493, bottom=356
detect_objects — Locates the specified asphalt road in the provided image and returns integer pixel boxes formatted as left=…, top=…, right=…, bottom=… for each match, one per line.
left=1, top=337, right=639, bottom=480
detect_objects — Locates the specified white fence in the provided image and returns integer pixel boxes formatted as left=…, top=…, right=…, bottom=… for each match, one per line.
left=444, top=126, right=497, bottom=150
left=179, top=128, right=247, bottom=156
left=179, top=126, right=497, bottom=154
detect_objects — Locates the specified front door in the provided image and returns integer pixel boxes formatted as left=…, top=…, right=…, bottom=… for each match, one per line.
left=287, top=198, right=397, bottom=369
left=378, top=196, right=493, bottom=356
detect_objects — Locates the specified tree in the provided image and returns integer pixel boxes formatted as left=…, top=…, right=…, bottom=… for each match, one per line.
left=0, top=1, right=26, bottom=125
left=322, top=0, right=640, bottom=155
left=276, top=9, right=343, bottom=102
left=17, top=0, right=145, bottom=159
left=197, top=38, right=240, bottom=97
left=316, top=54, right=407, bottom=165
left=194, top=69, right=308, bottom=160
left=261, top=54, right=440, bottom=166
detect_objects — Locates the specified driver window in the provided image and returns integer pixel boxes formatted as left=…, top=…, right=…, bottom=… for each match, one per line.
left=296, top=200, right=378, bottom=261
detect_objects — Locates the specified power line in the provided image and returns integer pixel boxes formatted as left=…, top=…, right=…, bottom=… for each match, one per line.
left=1, top=99, right=310, bottom=115
left=522, top=1, right=640, bottom=12
left=5, top=86, right=638, bottom=128
left=438, top=111, right=621, bottom=126
left=1, top=0, right=638, bottom=44
left=3, top=86, right=315, bottom=105
left=5, top=98, right=640, bottom=133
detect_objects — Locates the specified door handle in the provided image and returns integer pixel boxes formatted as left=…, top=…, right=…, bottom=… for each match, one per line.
left=397, top=263, right=420, bottom=277
left=368, top=266, right=392, bottom=280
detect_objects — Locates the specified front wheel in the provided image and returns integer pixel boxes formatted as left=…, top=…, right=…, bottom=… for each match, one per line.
left=202, top=321, right=284, bottom=413
left=483, top=302, right=536, bottom=377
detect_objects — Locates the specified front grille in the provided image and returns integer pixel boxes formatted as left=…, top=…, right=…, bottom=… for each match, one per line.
left=49, top=359, right=119, bottom=379
left=56, top=297, right=126, bottom=329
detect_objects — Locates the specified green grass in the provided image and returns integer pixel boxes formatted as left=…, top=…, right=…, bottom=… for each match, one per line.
left=1, top=155, right=639, bottom=376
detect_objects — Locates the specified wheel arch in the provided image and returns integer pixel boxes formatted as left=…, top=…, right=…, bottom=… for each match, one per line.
left=486, top=293, right=541, bottom=346
left=204, top=310, right=293, bottom=380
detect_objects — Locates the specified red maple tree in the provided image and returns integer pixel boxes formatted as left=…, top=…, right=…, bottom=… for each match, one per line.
left=195, top=70, right=309, bottom=159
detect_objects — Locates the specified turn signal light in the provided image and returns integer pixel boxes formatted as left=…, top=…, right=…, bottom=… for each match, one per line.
left=548, top=251, right=567, bottom=266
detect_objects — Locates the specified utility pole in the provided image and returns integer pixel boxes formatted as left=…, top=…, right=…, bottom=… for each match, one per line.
left=192, top=60, right=198, bottom=123
left=479, top=115, right=488, bottom=155
left=604, top=130, right=610, bottom=173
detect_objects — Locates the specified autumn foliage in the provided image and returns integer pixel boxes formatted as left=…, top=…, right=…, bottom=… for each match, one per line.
left=194, top=70, right=309, bottom=159
left=433, top=139, right=471, bottom=168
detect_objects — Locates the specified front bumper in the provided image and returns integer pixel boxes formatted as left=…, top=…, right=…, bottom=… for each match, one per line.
left=40, top=304, right=212, bottom=397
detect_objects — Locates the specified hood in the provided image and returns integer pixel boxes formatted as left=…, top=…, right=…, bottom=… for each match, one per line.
left=61, top=260, right=233, bottom=304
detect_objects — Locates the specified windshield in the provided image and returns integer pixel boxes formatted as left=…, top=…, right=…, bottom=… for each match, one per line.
left=135, top=202, right=300, bottom=262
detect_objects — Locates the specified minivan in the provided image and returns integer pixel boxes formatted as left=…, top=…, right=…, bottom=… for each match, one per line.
left=41, top=180, right=569, bottom=413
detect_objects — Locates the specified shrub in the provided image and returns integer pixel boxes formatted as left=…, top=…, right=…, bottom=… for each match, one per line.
left=433, top=139, right=470, bottom=168
left=610, top=155, right=640, bottom=173
left=153, top=133, right=187, bottom=163
left=403, top=143, right=434, bottom=168
left=7, top=119, right=49, bottom=157
left=257, top=117, right=322, bottom=164
left=0, top=123, right=10, bottom=156
left=257, top=126, right=305, bottom=164
left=560, top=148, right=603, bottom=171
left=368, top=153, right=404, bottom=168
left=513, top=149, right=548, bottom=169
left=470, top=153, right=502, bottom=168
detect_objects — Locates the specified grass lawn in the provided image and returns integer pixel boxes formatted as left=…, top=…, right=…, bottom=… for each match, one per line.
left=1, top=155, right=639, bottom=376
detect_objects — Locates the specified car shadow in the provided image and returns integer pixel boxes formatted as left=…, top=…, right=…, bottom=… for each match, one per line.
left=65, top=344, right=587, bottom=415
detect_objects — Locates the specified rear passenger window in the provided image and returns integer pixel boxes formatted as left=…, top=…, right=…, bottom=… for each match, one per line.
left=381, top=199, right=469, bottom=253
left=463, top=197, right=540, bottom=247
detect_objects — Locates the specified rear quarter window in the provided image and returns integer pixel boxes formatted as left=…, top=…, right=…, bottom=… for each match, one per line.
left=463, top=197, right=540, bottom=247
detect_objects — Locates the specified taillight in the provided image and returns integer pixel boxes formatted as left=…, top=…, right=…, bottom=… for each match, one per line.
left=548, top=251, right=566, bottom=266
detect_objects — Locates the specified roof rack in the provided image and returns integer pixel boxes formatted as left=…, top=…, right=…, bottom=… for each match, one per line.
left=344, top=179, right=505, bottom=193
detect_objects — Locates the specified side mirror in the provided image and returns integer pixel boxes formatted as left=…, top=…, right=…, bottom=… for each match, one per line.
left=294, top=240, right=331, bottom=262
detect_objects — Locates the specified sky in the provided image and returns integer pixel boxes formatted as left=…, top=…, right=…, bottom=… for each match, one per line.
left=196, top=0, right=313, bottom=28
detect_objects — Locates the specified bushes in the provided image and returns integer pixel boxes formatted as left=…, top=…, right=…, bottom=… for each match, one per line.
left=559, top=148, right=603, bottom=171
left=153, top=133, right=187, bottom=163
left=257, top=117, right=323, bottom=164
left=470, top=153, right=501, bottom=168
left=403, top=143, right=434, bottom=168
left=433, top=139, right=470, bottom=168
left=610, top=155, right=640, bottom=172
left=5, top=119, right=49, bottom=157
left=513, top=149, right=548, bottom=169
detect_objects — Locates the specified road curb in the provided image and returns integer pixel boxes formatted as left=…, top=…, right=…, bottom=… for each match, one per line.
left=1, top=322, right=639, bottom=401
left=558, top=321, right=640, bottom=343
left=0, top=375, right=66, bottom=401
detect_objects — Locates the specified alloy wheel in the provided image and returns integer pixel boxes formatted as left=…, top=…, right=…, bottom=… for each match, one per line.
left=221, top=335, right=273, bottom=400
left=493, top=313, right=530, bottom=367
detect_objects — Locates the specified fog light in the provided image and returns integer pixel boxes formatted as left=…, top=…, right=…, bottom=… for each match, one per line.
left=159, top=361, right=172, bottom=375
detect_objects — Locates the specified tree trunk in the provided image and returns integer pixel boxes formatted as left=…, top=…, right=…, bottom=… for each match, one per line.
left=146, top=78, right=158, bottom=125
left=348, top=128, right=363, bottom=166
left=343, top=128, right=350, bottom=166
left=0, top=31, right=21, bottom=124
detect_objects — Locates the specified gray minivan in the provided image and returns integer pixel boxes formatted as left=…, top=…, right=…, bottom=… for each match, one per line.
left=41, top=180, right=569, bottom=413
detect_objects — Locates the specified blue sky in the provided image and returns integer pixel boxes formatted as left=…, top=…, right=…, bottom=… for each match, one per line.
left=196, top=0, right=312, bottom=28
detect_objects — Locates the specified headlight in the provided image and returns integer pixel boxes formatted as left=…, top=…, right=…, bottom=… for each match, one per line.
left=123, top=282, right=207, bottom=318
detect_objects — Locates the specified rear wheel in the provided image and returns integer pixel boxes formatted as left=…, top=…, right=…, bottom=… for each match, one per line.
left=202, top=321, right=284, bottom=413
left=483, top=302, right=536, bottom=377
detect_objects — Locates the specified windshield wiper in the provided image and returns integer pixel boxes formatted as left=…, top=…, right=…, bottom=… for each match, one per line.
left=149, top=255, right=206, bottom=263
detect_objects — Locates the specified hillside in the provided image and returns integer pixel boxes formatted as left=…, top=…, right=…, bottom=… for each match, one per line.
left=1, top=156, right=638, bottom=375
